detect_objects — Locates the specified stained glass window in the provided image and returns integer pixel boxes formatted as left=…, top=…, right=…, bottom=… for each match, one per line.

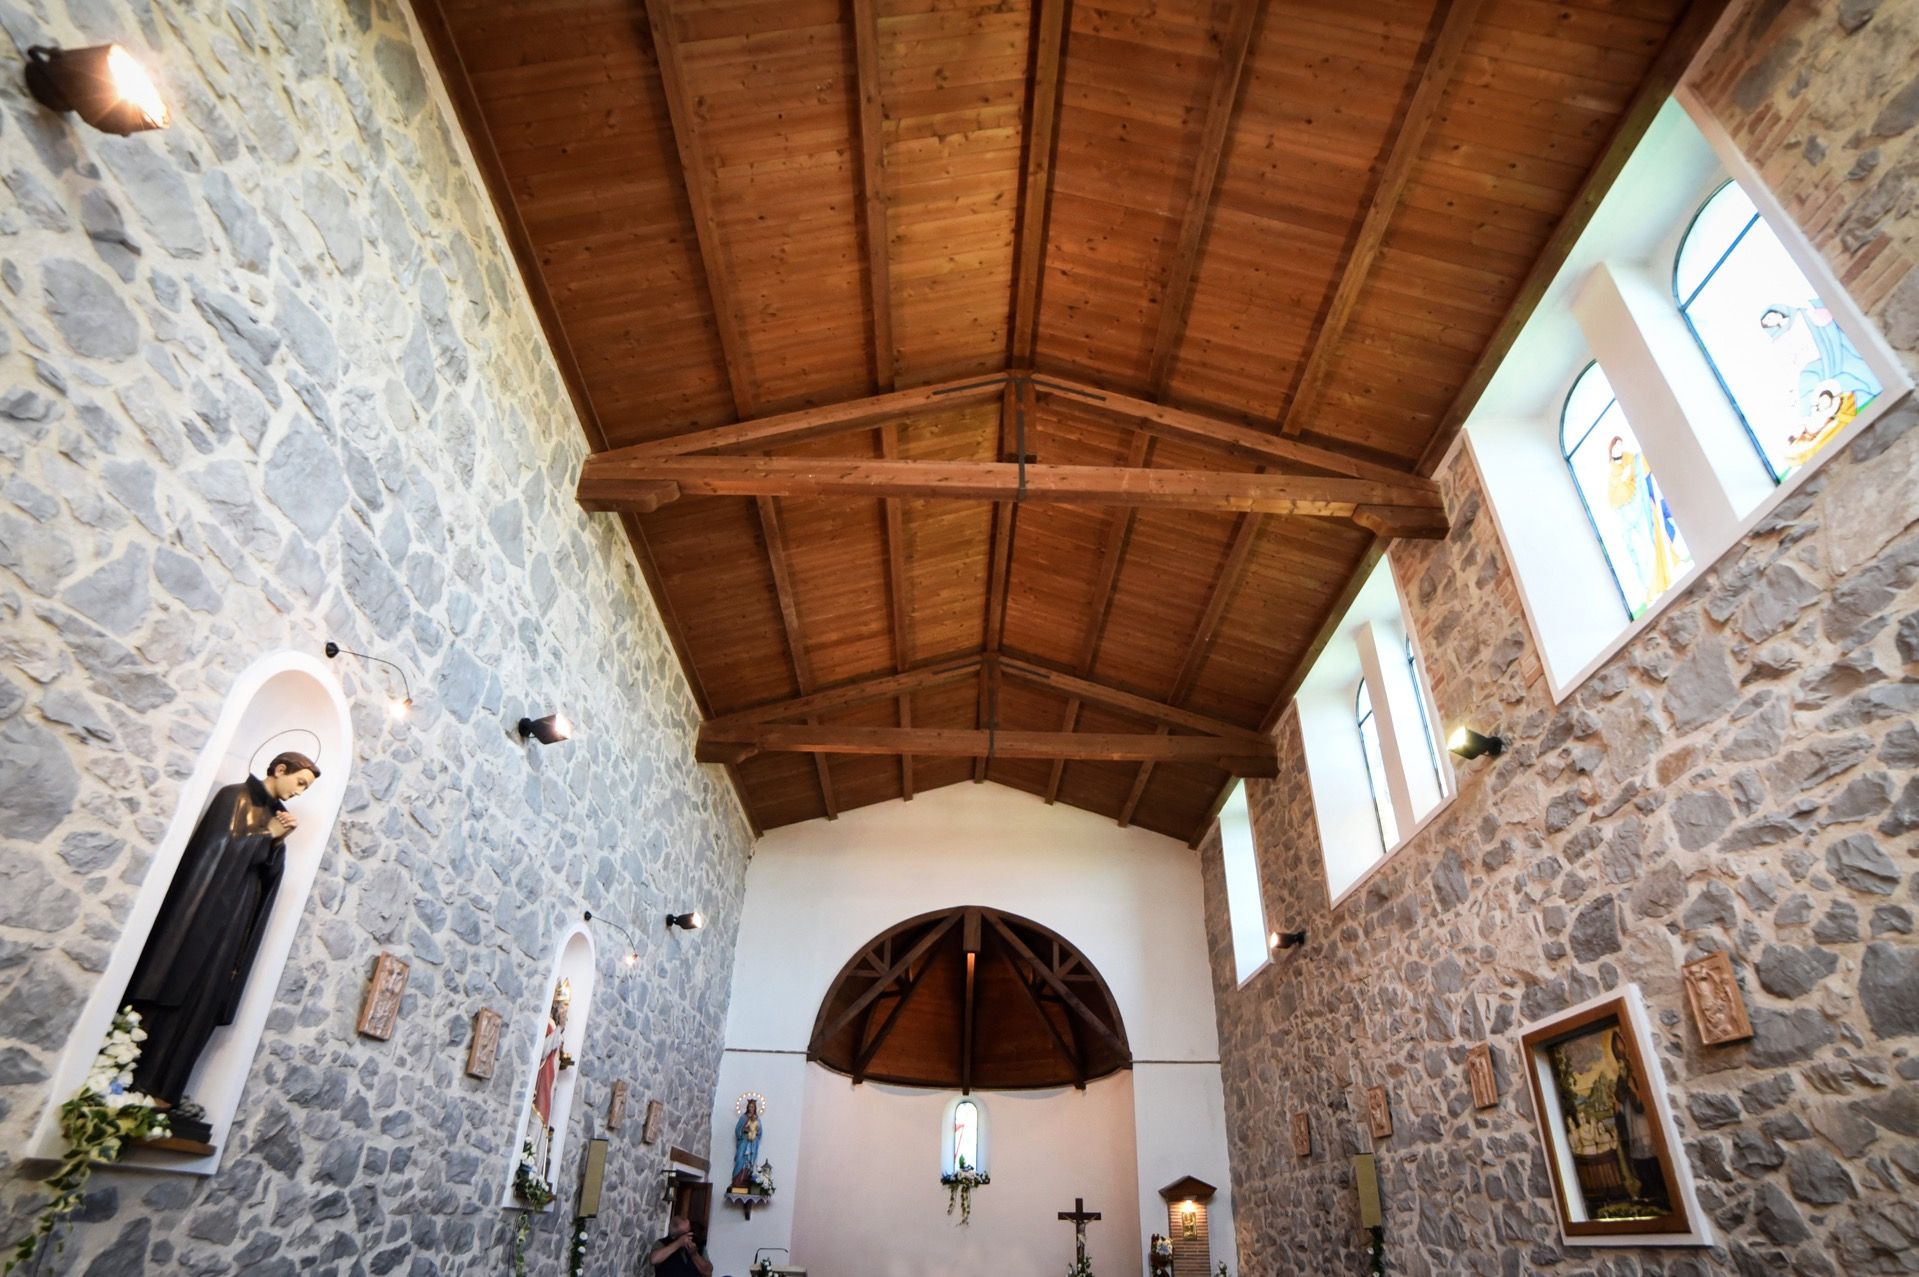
left=1561, top=362, right=1694, bottom=619
left=952, top=1099, right=980, bottom=1172
left=1676, top=180, right=1883, bottom=482
left=1355, top=680, right=1397, bottom=852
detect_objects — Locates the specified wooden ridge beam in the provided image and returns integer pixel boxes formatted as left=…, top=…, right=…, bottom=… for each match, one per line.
left=1144, top=0, right=1265, bottom=391
left=644, top=0, right=758, bottom=418
left=998, top=655, right=1265, bottom=743
left=1277, top=0, right=1484, bottom=438
left=580, top=457, right=1446, bottom=528
left=850, top=0, right=895, bottom=392
left=603, top=374, right=1009, bottom=461
left=1414, top=0, right=1735, bottom=475
left=976, top=379, right=1027, bottom=781
left=1033, top=376, right=1413, bottom=484
left=756, top=496, right=838, bottom=820
left=696, top=724, right=1280, bottom=775
left=1009, top=0, right=1070, bottom=365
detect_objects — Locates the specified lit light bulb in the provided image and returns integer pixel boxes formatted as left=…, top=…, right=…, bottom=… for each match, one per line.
left=106, top=46, right=169, bottom=129
left=1268, top=930, right=1280, bottom=950
left=552, top=712, right=572, bottom=739
left=623, top=951, right=639, bottom=967
left=387, top=697, right=411, bottom=720
left=1446, top=725, right=1468, bottom=751
left=687, top=911, right=704, bottom=931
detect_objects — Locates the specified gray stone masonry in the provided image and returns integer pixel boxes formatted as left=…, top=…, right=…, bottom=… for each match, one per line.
left=0, top=0, right=753, bottom=1273
left=1198, top=3, right=1919, bottom=1274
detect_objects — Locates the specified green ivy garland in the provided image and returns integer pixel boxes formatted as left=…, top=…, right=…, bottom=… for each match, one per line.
left=3, top=1008, right=170, bottom=1276
left=567, top=1217, right=589, bottom=1277
left=510, top=1144, right=556, bottom=1276
left=1368, top=1224, right=1385, bottom=1275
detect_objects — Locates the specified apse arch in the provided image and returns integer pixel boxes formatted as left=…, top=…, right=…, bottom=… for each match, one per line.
left=806, top=905, right=1131, bottom=1091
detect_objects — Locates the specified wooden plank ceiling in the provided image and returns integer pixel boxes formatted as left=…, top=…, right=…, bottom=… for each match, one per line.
left=417, top=0, right=1707, bottom=842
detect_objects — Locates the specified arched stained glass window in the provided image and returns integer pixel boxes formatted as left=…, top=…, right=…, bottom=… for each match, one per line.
left=1676, top=179, right=1883, bottom=482
left=1561, top=362, right=1693, bottom=619
left=952, top=1099, right=980, bottom=1172
left=1355, top=680, right=1397, bottom=852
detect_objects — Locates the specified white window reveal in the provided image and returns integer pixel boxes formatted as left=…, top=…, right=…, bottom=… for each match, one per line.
left=1219, top=781, right=1270, bottom=985
left=941, top=1094, right=988, bottom=1177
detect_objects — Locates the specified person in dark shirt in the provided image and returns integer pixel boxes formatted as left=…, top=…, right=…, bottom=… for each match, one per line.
left=648, top=1216, right=712, bottom=1277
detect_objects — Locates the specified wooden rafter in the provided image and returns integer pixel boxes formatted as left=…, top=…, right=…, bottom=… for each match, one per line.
left=986, top=913, right=1128, bottom=1057
left=851, top=951, right=934, bottom=1082
left=644, top=0, right=758, bottom=418
left=975, top=378, right=1028, bottom=781
left=580, top=457, right=1446, bottom=529
left=1117, top=510, right=1263, bottom=826
left=696, top=724, right=1280, bottom=775
left=756, top=496, right=838, bottom=820
left=1276, top=0, right=1484, bottom=437
left=1144, top=0, right=1265, bottom=391
left=1009, top=0, right=1071, bottom=365
left=618, top=374, right=1009, bottom=459
left=815, top=914, right=960, bottom=1045
left=998, top=655, right=1266, bottom=742
left=999, top=931, right=1085, bottom=1088
left=705, top=656, right=983, bottom=731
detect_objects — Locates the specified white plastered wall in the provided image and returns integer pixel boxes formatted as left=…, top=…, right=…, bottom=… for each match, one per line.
left=705, top=784, right=1233, bottom=1277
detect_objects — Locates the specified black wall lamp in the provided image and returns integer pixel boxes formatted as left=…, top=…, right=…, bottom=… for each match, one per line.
left=519, top=712, right=572, bottom=745
left=324, top=641, right=413, bottom=720
left=583, top=910, right=641, bottom=968
left=1447, top=726, right=1505, bottom=761
left=1268, top=928, right=1307, bottom=951
left=666, top=911, right=705, bottom=932
left=25, top=45, right=169, bottom=134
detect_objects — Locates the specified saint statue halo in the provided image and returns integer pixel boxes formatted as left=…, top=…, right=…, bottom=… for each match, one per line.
left=734, top=1091, right=768, bottom=1117
left=247, top=727, right=325, bottom=778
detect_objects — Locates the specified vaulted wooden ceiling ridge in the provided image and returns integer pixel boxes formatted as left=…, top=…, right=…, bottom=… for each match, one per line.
left=418, top=0, right=1720, bottom=842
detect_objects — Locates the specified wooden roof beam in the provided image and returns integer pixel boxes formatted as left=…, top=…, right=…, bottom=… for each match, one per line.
left=604, top=374, right=1009, bottom=461
left=850, top=0, right=895, bottom=392
left=644, top=0, right=759, bottom=418
left=696, top=724, right=1279, bottom=776
left=1144, top=0, right=1264, bottom=392
left=1277, top=0, right=1484, bottom=438
left=1034, top=376, right=1412, bottom=483
left=1009, top=0, right=1070, bottom=366
left=756, top=496, right=838, bottom=820
left=997, top=655, right=1265, bottom=743
left=705, top=655, right=983, bottom=732
left=580, top=457, right=1446, bottom=530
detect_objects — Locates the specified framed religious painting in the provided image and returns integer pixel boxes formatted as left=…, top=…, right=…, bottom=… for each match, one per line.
left=1519, top=986, right=1712, bottom=1247
left=1290, top=1112, right=1311, bottom=1158
left=641, top=1099, right=664, bottom=1146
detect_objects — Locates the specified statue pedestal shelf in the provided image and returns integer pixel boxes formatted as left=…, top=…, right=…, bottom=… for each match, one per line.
left=725, top=1191, right=772, bottom=1221
left=133, top=1136, right=217, bottom=1157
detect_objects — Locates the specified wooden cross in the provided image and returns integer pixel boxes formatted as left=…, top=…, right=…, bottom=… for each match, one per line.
left=1058, top=1197, right=1101, bottom=1263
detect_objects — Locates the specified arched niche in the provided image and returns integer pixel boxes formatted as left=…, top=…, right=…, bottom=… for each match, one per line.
left=27, top=650, right=354, bottom=1175
left=808, top=906, right=1131, bottom=1091
left=500, top=920, right=598, bottom=1209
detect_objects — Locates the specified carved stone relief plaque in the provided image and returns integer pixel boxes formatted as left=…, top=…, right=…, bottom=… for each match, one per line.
left=1682, top=951, right=1754, bottom=1045
left=356, top=952, right=409, bottom=1041
left=466, top=1008, right=503, bottom=1079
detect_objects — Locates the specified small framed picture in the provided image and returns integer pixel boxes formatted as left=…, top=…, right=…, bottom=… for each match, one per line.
left=1519, top=985, right=1713, bottom=1247
left=1466, top=1043, right=1497, bottom=1109
left=608, top=1080, right=629, bottom=1130
left=1364, top=1085, right=1391, bottom=1140
left=1290, top=1112, right=1310, bottom=1158
left=642, top=1098, right=664, bottom=1145
left=466, top=1008, right=502, bottom=1080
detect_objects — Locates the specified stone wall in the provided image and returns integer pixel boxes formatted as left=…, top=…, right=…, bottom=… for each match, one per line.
left=0, top=1, right=754, bottom=1274
left=1198, top=3, right=1919, bottom=1274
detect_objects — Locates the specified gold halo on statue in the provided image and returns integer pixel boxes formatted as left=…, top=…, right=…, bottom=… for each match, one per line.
left=246, top=727, right=325, bottom=778
left=734, top=1091, right=768, bottom=1117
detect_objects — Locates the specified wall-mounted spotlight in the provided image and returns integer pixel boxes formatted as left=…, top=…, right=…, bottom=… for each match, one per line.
left=1269, top=928, right=1307, bottom=950
left=1447, top=726, right=1505, bottom=761
left=518, top=712, right=571, bottom=745
left=666, top=911, right=704, bottom=932
left=324, top=641, right=413, bottom=720
left=25, top=45, right=169, bottom=135
left=583, top=910, right=641, bottom=968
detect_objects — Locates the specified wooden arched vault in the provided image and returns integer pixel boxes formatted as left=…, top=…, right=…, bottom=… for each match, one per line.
left=808, top=906, right=1131, bottom=1092
left=416, top=0, right=1730, bottom=843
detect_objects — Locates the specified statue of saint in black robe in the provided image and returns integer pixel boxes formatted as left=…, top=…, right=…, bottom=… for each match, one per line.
left=123, top=751, right=319, bottom=1106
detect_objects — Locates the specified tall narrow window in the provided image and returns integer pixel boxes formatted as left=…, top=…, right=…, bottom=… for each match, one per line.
left=1404, top=635, right=1445, bottom=802
left=1676, top=179, right=1883, bottom=482
left=1220, top=782, right=1268, bottom=984
left=1355, top=680, right=1397, bottom=852
left=1561, top=362, right=1693, bottom=619
left=952, top=1099, right=980, bottom=1171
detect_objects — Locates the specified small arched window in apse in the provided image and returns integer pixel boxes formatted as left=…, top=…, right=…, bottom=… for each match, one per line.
left=1675, top=178, right=1883, bottom=483
left=1560, top=361, right=1694, bottom=620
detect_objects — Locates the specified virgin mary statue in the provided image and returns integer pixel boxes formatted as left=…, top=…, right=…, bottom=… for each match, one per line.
left=730, top=1097, right=763, bottom=1193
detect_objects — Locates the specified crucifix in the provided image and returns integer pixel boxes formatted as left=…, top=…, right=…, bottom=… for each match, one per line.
left=1058, top=1197, right=1102, bottom=1265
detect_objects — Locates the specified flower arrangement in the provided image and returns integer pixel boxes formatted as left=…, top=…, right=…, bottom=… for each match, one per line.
left=510, top=1143, right=556, bottom=1276
left=748, top=1159, right=775, bottom=1196
left=3, top=1007, right=170, bottom=1276
left=566, top=1217, right=589, bottom=1277
left=1066, top=1256, right=1094, bottom=1277
left=940, top=1157, right=990, bottom=1224
left=1149, top=1234, right=1173, bottom=1276
left=752, top=1259, right=775, bottom=1277
left=1217, top=1264, right=1233, bottom=1277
